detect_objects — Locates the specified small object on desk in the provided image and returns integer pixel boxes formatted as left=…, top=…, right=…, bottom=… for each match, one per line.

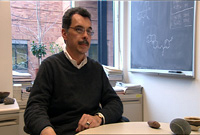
left=170, top=118, right=191, bottom=135
left=184, top=117, right=200, bottom=131
left=3, top=97, right=15, bottom=105
left=0, top=92, right=10, bottom=103
left=147, top=121, right=160, bottom=129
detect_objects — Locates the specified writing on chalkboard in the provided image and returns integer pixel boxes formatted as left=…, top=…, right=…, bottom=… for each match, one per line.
left=171, top=1, right=194, bottom=29
left=130, top=1, right=196, bottom=77
left=146, top=34, right=173, bottom=56
left=137, top=1, right=150, bottom=23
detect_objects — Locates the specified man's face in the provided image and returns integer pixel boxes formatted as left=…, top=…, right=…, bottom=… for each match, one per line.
left=62, top=14, right=92, bottom=57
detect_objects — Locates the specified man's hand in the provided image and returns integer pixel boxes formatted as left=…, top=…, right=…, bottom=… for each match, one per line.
left=76, top=114, right=102, bottom=133
left=40, top=126, right=57, bottom=135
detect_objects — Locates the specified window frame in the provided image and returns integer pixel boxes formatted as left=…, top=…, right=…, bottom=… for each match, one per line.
left=98, top=1, right=108, bottom=65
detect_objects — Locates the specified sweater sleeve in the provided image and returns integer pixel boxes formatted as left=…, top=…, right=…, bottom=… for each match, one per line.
left=24, top=61, right=54, bottom=135
left=98, top=67, right=123, bottom=124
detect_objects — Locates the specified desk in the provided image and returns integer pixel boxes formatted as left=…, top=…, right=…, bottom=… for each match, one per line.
left=0, top=99, right=20, bottom=135
left=77, top=122, right=200, bottom=134
left=0, top=98, right=19, bottom=114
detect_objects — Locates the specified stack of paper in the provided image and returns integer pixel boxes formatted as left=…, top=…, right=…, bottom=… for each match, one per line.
left=103, top=65, right=123, bottom=74
left=13, top=84, right=22, bottom=100
left=113, top=82, right=142, bottom=95
left=12, top=71, right=33, bottom=89
left=103, top=65, right=123, bottom=87
left=13, top=71, right=32, bottom=81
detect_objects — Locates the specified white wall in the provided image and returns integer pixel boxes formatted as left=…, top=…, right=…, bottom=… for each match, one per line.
left=0, top=2, right=13, bottom=97
left=123, top=2, right=200, bottom=122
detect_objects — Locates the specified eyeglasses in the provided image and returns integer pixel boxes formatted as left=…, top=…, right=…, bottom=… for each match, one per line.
left=69, top=26, right=94, bottom=36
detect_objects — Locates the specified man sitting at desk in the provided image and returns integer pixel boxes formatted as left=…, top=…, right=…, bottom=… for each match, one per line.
left=24, top=7, right=123, bottom=135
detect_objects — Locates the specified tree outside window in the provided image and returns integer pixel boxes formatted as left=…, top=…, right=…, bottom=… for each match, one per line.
left=10, top=1, right=115, bottom=81
left=10, top=1, right=71, bottom=79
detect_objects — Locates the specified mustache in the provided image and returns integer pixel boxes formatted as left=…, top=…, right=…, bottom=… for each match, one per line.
left=78, top=40, right=89, bottom=46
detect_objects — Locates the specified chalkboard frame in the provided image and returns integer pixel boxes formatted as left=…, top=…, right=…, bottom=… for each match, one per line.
left=129, top=1, right=196, bottom=78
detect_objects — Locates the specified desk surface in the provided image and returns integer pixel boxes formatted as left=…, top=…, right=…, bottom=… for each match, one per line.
left=77, top=122, right=200, bottom=134
left=0, top=99, right=19, bottom=115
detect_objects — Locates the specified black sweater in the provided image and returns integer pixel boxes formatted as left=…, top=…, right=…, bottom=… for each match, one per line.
left=24, top=51, right=123, bottom=135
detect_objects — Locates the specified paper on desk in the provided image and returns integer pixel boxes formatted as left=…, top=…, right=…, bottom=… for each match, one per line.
left=102, top=65, right=123, bottom=74
left=113, top=86, right=127, bottom=92
left=116, top=82, right=141, bottom=89
left=114, top=82, right=142, bottom=94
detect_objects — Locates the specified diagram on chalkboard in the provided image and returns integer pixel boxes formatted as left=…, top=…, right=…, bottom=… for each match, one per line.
left=146, top=34, right=173, bottom=56
left=170, top=1, right=194, bottom=29
left=137, top=1, right=150, bottom=24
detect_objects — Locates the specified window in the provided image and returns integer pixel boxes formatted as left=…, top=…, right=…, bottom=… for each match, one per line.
left=10, top=1, right=118, bottom=79
left=12, top=40, right=28, bottom=71
left=75, top=1, right=116, bottom=66
left=10, top=1, right=71, bottom=79
left=89, top=40, right=98, bottom=61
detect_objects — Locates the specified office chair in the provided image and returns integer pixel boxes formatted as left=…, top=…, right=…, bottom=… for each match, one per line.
left=24, top=116, right=129, bottom=134
left=119, top=116, right=130, bottom=122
